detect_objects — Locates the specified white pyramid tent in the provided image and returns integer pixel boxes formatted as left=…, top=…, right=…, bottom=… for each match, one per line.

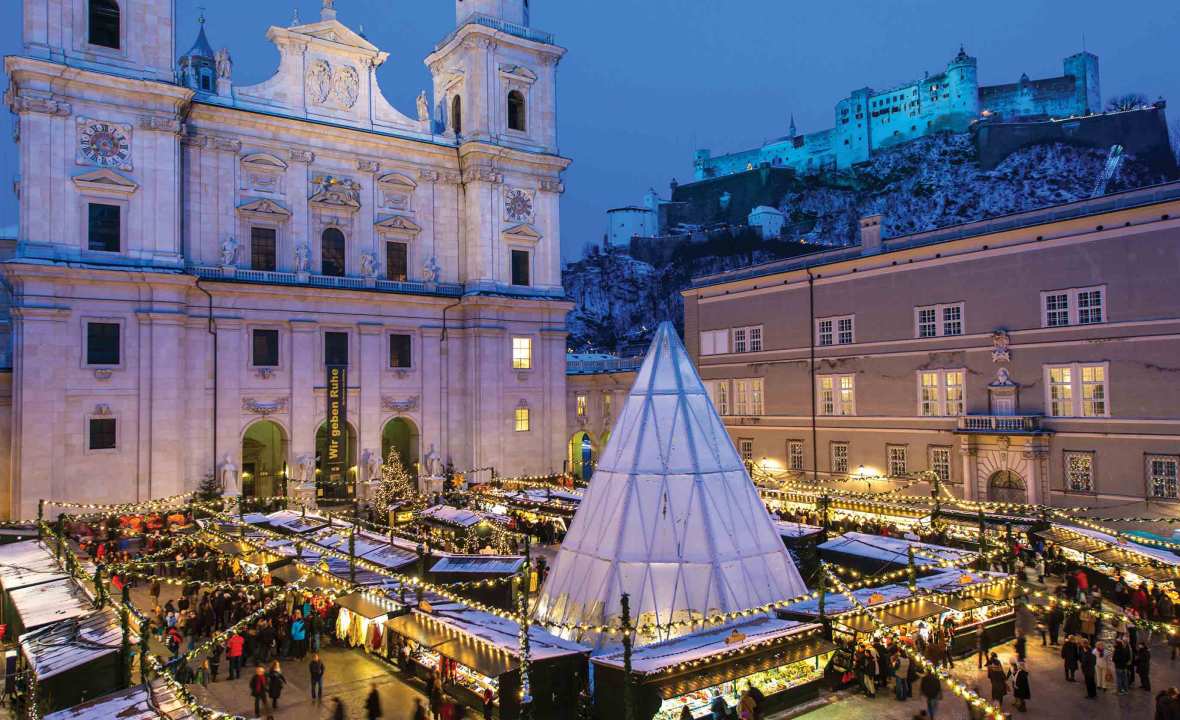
left=535, top=322, right=806, bottom=644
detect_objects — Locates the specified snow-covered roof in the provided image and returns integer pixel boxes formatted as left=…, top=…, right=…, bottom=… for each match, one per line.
left=42, top=679, right=197, bottom=720
left=429, top=606, right=588, bottom=660
left=265, top=510, right=329, bottom=534
left=819, top=532, right=975, bottom=566
left=775, top=521, right=824, bottom=539
left=1058, top=524, right=1180, bottom=566
left=316, top=530, right=418, bottom=570
left=748, top=205, right=784, bottom=216
left=594, top=616, right=820, bottom=674
left=0, top=540, right=69, bottom=591
left=419, top=505, right=489, bottom=528
left=535, top=323, right=808, bottom=644
left=19, top=608, right=121, bottom=679
left=431, top=556, right=525, bottom=575
left=782, top=569, right=1001, bottom=618
left=9, top=578, right=95, bottom=630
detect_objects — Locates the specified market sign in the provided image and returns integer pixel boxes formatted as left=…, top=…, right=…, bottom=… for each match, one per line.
left=326, top=365, right=348, bottom=489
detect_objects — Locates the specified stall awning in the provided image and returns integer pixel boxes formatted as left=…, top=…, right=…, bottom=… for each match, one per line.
left=385, top=611, right=523, bottom=678
left=1089, top=548, right=1180, bottom=583
left=940, top=595, right=986, bottom=612
left=19, top=608, right=120, bottom=680
left=649, top=639, right=836, bottom=700
left=269, top=564, right=342, bottom=592
left=1035, top=528, right=1108, bottom=555
left=837, top=599, right=948, bottom=633
left=386, top=612, right=462, bottom=650
left=888, top=599, right=950, bottom=622
left=337, top=592, right=396, bottom=620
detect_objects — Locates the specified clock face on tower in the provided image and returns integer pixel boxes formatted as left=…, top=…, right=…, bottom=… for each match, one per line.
left=504, top=188, right=535, bottom=224
left=77, top=119, right=132, bottom=171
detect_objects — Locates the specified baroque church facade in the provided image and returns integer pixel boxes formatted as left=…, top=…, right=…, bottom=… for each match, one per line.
left=2, top=0, right=571, bottom=518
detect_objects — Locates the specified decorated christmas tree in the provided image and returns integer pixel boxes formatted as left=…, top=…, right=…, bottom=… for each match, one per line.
left=373, top=446, right=420, bottom=515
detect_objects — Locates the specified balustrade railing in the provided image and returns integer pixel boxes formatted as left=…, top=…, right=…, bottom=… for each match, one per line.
left=957, top=415, right=1043, bottom=433
left=187, top=265, right=464, bottom=298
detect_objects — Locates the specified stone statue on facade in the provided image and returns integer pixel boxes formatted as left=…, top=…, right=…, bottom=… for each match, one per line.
left=360, top=252, right=377, bottom=278
left=220, top=236, right=239, bottom=266
left=423, top=255, right=441, bottom=284
left=423, top=443, right=442, bottom=478
left=417, top=91, right=430, bottom=124
left=362, top=448, right=382, bottom=483
left=215, top=48, right=233, bottom=80
left=295, top=453, right=316, bottom=487
left=991, top=329, right=1011, bottom=363
left=219, top=453, right=240, bottom=497
left=295, top=243, right=311, bottom=273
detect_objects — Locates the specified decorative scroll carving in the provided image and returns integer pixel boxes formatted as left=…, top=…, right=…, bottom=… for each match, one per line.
left=10, top=95, right=71, bottom=116
left=242, top=397, right=289, bottom=416
left=382, top=396, right=419, bottom=412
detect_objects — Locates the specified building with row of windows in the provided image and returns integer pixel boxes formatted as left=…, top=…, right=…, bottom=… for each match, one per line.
left=673, top=182, right=1180, bottom=506
left=0, top=0, right=570, bottom=519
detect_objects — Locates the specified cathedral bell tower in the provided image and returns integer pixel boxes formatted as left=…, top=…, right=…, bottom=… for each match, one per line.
left=456, top=0, right=531, bottom=27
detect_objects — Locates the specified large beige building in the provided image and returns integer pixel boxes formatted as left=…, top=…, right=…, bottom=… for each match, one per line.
left=1, top=0, right=571, bottom=519
left=679, top=183, right=1180, bottom=506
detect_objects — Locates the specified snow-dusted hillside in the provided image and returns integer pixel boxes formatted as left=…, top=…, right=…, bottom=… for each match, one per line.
left=564, top=133, right=1172, bottom=352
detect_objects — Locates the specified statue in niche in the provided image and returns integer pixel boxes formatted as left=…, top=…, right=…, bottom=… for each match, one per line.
left=220, top=236, right=239, bottom=266
left=423, top=443, right=442, bottom=478
left=417, top=91, right=430, bottom=124
left=219, top=453, right=240, bottom=497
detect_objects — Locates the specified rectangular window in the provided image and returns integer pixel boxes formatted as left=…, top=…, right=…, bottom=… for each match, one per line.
left=748, top=326, right=762, bottom=352
left=388, top=334, right=412, bottom=369
left=87, top=203, right=120, bottom=252
left=1149, top=455, right=1179, bottom=499
left=707, top=380, right=731, bottom=416
left=603, top=392, right=612, bottom=418
left=888, top=445, right=908, bottom=477
left=1042, top=286, right=1106, bottom=327
left=252, top=329, right=279, bottom=367
left=739, top=438, right=754, bottom=462
left=700, top=329, right=729, bottom=356
left=817, top=374, right=855, bottom=416
left=250, top=227, right=276, bottom=271
left=1065, top=451, right=1094, bottom=493
left=914, top=303, right=963, bottom=337
left=324, top=332, right=348, bottom=366
left=817, top=315, right=854, bottom=345
left=510, top=249, right=530, bottom=286
left=831, top=442, right=849, bottom=475
left=1045, top=363, right=1108, bottom=417
left=514, top=406, right=530, bottom=432
left=929, top=446, right=952, bottom=485
left=729, top=325, right=763, bottom=354
left=732, top=327, right=747, bottom=354
left=86, top=322, right=120, bottom=366
left=576, top=394, right=587, bottom=419
left=386, top=242, right=408, bottom=282
left=918, top=369, right=965, bottom=416
left=89, top=418, right=117, bottom=450
left=788, top=440, right=804, bottom=472
left=512, top=337, right=532, bottom=370
left=731, top=378, right=764, bottom=416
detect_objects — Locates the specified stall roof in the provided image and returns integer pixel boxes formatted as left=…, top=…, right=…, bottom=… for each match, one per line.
left=1057, top=525, right=1180, bottom=575
left=819, top=532, right=975, bottom=567
left=0, top=540, right=69, bottom=592
left=431, top=606, right=588, bottom=662
left=593, top=616, right=821, bottom=675
left=9, top=578, right=95, bottom=630
left=430, top=556, right=524, bottom=575
left=269, top=564, right=343, bottom=592
left=264, top=510, right=330, bottom=535
left=315, top=531, right=418, bottom=570
left=19, top=607, right=120, bottom=679
left=775, top=521, right=824, bottom=539
left=42, top=679, right=197, bottom=720
left=337, top=591, right=399, bottom=620
left=782, top=570, right=1001, bottom=619
left=1036, top=527, right=1109, bottom=555
left=419, top=505, right=488, bottom=528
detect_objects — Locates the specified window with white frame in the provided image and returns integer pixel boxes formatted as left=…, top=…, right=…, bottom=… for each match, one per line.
left=928, top=446, right=952, bottom=485
left=816, top=315, right=854, bottom=346
left=918, top=369, right=965, bottom=416
left=788, top=440, right=804, bottom=471
left=1148, top=455, right=1179, bottom=499
left=706, top=380, right=731, bottom=416
left=731, top=325, right=763, bottom=353
left=738, top=438, right=754, bottom=462
left=831, top=442, right=849, bottom=475
left=817, top=374, right=855, bottom=416
left=888, top=445, right=908, bottom=477
left=733, top=378, right=764, bottom=416
left=700, top=329, right=729, bottom=356
left=1065, top=451, right=1094, bottom=493
left=1042, top=286, right=1106, bottom=328
left=914, top=303, right=963, bottom=337
left=1045, top=363, right=1108, bottom=417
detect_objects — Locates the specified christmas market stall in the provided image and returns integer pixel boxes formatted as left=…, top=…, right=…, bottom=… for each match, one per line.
left=1037, top=524, right=1180, bottom=596
left=212, top=539, right=288, bottom=578
left=41, top=678, right=197, bottom=720
left=334, top=590, right=403, bottom=651
left=478, top=487, right=581, bottom=544
left=261, top=509, right=330, bottom=536
left=923, top=571, right=1021, bottom=656
left=418, top=506, right=503, bottom=552
left=314, top=529, right=420, bottom=575
left=592, top=617, right=834, bottom=720
left=384, top=604, right=588, bottom=719
left=6, top=578, right=94, bottom=637
left=0, top=540, right=72, bottom=633
left=18, top=608, right=122, bottom=713
left=818, top=532, right=975, bottom=576
left=428, top=555, right=524, bottom=609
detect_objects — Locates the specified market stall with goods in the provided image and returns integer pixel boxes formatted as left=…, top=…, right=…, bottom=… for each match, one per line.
left=18, top=608, right=123, bottom=713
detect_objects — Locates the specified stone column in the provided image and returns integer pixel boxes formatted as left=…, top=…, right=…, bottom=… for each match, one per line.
left=357, top=322, right=383, bottom=499
left=960, top=437, right=977, bottom=501
left=140, top=309, right=186, bottom=497
left=289, top=320, right=319, bottom=488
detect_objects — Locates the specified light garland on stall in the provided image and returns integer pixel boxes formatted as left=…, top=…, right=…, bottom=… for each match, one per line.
left=43, top=492, right=197, bottom=513
left=1021, top=588, right=1179, bottom=635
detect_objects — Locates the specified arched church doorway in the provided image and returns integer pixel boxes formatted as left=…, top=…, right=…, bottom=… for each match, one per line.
left=241, top=420, right=288, bottom=499
left=381, top=417, right=420, bottom=478
left=987, top=470, right=1026, bottom=504
left=316, top=420, right=357, bottom=502
left=568, top=431, right=594, bottom=482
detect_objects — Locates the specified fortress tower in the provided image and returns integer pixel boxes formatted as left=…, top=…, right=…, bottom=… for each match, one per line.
left=1064, top=51, right=1101, bottom=115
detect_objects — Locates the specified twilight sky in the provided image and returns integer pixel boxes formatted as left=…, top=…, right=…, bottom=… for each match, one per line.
left=0, top=0, right=1177, bottom=261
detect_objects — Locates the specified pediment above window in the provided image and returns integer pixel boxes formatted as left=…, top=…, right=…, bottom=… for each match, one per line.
left=376, top=172, right=417, bottom=190
left=72, top=169, right=138, bottom=196
left=375, top=214, right=422, bottom=238
left=309, top=175, right=361, bottom=214
left=241, top=152, right=289, bottom=170
left=237, top=198, right=292, bottom=219
left=503, top=223, right=542, bottom=244
left=499, top=64, right=538, bottom=83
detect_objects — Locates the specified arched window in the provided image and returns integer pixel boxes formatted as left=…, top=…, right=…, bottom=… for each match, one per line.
left=507, top=90, right=526, bottom=132
left=451, top=95, right=462, bottom=135
left=88, top=0, right=120, bottom=49
left=321, top=228, right=346, bottom=277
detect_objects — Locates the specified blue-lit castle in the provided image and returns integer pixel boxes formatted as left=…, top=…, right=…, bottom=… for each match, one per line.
left=695, top=48, right=1101, bottom=179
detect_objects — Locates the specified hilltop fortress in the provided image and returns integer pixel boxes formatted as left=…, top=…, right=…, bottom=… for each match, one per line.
left=695, top=48, right=1101, bottom=179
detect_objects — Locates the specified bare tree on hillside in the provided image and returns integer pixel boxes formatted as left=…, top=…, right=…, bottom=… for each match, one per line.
left=1106, top=93, right=1149, bottom=112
